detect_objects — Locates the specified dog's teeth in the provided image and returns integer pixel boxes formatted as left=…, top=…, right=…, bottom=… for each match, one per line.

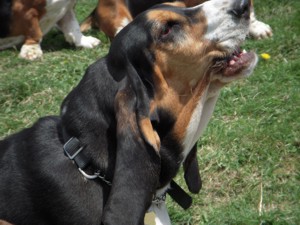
left=242, top=49, right=247, bottom=53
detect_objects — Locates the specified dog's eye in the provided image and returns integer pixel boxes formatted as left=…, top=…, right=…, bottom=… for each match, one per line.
left=161, top=21, right=180, bottom=38
left=162, top=26, right=171, bottom=36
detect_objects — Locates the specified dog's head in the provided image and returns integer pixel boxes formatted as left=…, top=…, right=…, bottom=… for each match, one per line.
left=110, top=0, right=257, bottom=83
left=109, top=0, right=257, bottom=154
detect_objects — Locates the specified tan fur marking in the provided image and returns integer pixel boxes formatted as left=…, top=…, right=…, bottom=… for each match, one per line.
left=153, top=56, right=211, bottom=141
left=115, top=91, right=138, bottom=134
left=152, top=51, right=212, bottom=141
left=0, top=220, right=14, bottom=225
left=146, top=10, right=183, bottom=25
left=163, top=2, right=186, bottom=7
left=10, top=0, right=46, bottom=44
left=152, top=65, right=169, bottom=99
left=147, top=9, right=220, bottom=142
left=139, top=118, right=161, bottom=152
left=172, top=76, right=210, bottom=140
left=96, top=0, right=132, bottom=39
left=80, top=13, right=94, bottom=32
left=116, top=91, right=160, bottom=153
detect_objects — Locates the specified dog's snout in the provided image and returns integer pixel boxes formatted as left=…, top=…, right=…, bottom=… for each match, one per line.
left=230, top=0, right=250, bottom=19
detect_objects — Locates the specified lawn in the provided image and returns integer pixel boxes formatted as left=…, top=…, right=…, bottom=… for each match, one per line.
left=0, top=0, right=299, bottom=224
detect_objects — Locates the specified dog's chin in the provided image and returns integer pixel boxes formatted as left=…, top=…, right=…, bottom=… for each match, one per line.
left=211, top=48, right=258, bottom=83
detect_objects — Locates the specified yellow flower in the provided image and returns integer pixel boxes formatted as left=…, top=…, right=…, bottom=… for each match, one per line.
left=261, top=53, right=271, bottom=60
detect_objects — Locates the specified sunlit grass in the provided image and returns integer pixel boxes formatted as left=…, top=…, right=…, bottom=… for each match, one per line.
left=0, top=0, right=299, bottom=224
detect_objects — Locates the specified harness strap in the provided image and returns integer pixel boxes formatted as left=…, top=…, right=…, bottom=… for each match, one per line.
left=62, top=129, right=112, bottom=186
left=168, top=180, right=193, bottom=210
left=62, top=130, right=192, bottom=208
left=63, top=137, right=90, bottom=169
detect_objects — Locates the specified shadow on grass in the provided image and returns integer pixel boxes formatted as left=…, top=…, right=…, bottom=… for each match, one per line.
left=41, top=29, right=110, bottom=52
left=41, top=29, right=76, bottom=52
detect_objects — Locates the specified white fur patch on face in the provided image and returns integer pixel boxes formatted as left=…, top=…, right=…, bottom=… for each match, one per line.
left=201, top=0, right=249, bottom=50
left=115, top=18, right=131, bottom=36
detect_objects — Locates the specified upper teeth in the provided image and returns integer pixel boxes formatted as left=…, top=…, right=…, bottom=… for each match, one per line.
left=242, top=49, right=247, bottom=53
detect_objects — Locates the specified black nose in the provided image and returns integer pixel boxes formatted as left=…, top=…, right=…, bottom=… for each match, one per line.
left=230, top=0, right=250, bottom=19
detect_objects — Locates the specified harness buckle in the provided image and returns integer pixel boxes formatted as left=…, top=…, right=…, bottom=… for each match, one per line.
left=78, top=168, right=112, bottom=186
left=63, top=137, right=84, bottom=160
left=152, top=192, right=167, bottom=205
left=78, top=168, right=99, bottom=179
left=63, top=135, right=112, bottom=186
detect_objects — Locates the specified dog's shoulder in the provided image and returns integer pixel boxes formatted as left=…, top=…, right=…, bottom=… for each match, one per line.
left=0, top=116, right=62, bottom=186
left=0, top=116, right=61, bottom=149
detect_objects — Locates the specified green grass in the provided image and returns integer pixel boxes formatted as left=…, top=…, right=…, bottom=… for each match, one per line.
left=0, top=0, right=299, bottom=224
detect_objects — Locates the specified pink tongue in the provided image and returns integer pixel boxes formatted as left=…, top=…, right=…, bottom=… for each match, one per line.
left=229, top=59, right=236, bottom=65
left=224, top=52, right=253, bottom=76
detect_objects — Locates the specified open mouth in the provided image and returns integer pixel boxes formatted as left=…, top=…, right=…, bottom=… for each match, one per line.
left=213, top=48, right=256, bottom=77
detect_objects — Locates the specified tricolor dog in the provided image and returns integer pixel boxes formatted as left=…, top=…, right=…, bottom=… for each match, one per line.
left=81, top=0, right=272, bottom=40
left=0, top=0, right=257, bottom=224
left=0, top=0, right=100, bottom=60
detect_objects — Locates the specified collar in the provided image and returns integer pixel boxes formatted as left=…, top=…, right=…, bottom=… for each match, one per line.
left=168, top=180, right=192, bottom=210
left=62, top=129, right=192, bottom=208
left=63, top=131, right=112, bottom=186
left=152, top=180, right=192, bottom=209
left=152, top=192, right=167, bottom=205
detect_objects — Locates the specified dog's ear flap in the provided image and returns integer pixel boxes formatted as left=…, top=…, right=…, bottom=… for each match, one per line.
left=103, top=73, right=161, bottom=224
left=183, top=144, right=202, bottom=194
left=114, top=83, right=160, bottom=154
left=138, top=117, right=160, bottom=153
left=115, top=63, right=161, bottom=154
left=135, top=88, right=160, bottom=153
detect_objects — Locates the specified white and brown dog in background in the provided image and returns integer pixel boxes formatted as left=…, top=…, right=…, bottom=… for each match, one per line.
left=0, top=0, right=100, bottom=60
left=81, top=0, right=272, bottom=41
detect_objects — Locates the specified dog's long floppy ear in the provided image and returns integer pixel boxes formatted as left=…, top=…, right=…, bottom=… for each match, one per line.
left=130, top=70, right=161, bottom=153
left=183, top=144, right=202, bottom=194
left=102, top=64, right=161, bottom=225
left=114, top=75, right=160, bottom=154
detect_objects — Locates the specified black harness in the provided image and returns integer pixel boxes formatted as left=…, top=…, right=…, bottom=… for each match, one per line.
left=63, top=136, right=112, bottom=185
left=63, top=133, right=192, bottom=209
